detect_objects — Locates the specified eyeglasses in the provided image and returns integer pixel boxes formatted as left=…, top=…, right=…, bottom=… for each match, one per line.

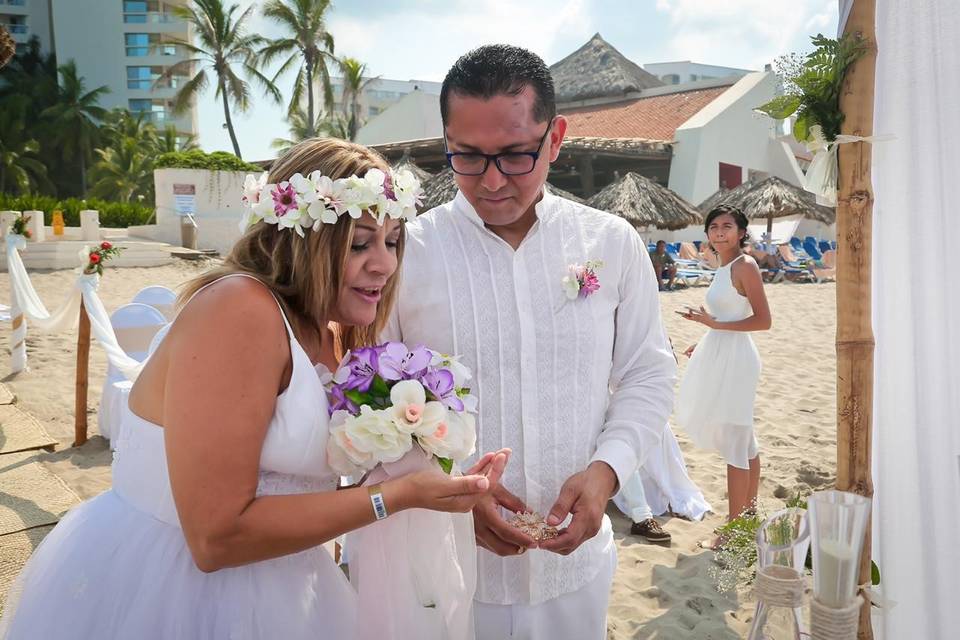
left=444, top=118, right=555, bottom=176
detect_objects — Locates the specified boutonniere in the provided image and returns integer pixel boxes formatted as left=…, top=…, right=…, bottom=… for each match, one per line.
left=561, top=260, right=604, bottom=300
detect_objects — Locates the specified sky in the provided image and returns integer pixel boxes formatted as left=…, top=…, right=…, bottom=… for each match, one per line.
left=195, top=0, right=839, bottom=161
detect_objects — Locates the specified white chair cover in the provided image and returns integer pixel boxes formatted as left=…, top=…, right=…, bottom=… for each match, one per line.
left=98, top=303, right=167, bottom=442
left=131, top=286, right=177, bottom=322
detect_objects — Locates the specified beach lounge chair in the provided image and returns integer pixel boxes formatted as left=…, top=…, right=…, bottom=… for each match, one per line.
left=98, top=303, right=168, bottom=442
left=819, top=240, right=832, bottom=254
left=810, top=249, right=837, bottom=283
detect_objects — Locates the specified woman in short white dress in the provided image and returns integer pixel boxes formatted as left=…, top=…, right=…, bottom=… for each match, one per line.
left=675, top=205, right=771, bottom=549
left=0, top=138, right=507, bottom=639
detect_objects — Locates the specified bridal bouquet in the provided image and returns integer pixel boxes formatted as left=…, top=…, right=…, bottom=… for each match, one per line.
left=325, top=341, right=479, bottom=476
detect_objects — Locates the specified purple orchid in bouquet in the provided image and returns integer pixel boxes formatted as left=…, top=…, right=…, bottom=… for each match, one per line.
left=326, top=342, right=479, bottom=477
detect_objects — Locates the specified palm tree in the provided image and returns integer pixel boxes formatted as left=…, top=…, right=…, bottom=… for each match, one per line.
left=270, top=106, right=348, bottom=152
left=259, top=0, right=336, bottom=138
left=0, top=97, right=52, bottom=194
left=160, top=0, right=280, bottom=159
left=40, top=61, right=110, bottom=194
left=88, top=137, right=155, bottom=203
left=157, top=125, right=200, bottom=153
left=339, top=57, right=377, bottom=141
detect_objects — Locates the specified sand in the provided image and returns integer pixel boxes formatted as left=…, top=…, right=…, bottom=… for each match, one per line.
left=0, top=262, right=838, bottom=638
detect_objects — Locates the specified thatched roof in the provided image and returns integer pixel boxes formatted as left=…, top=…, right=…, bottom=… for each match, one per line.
left=391, top=152, right=433, bottom=183
left=0, top=26, right=15, bottom=70
left=545, top=183, right=584, bottom=204
left=697, top=188, right=730, bottom=214
left=418, top=169, right=585, bottom=211
left=550, top=33, right=663, bottom=104
left=586, top=172, right=702, bottom=230
left=419, top=168, right=457, bottom=211
left=709, top=176, right=835, bottom=224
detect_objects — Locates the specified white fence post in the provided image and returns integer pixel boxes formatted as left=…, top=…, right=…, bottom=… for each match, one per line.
left=0, top=211, right=18, bottom=237
left=25, top=210, right=45, bottom=242
left=80, top=210, right=100, bottom=241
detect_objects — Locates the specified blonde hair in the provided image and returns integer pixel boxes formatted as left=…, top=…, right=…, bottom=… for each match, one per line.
left=180, top=137, right=405, bottom=356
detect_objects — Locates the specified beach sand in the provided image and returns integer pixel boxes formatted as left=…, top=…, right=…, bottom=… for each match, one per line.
left=0, top=263, right=837, bottom=638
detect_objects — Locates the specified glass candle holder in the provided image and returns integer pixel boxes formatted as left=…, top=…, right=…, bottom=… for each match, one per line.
left=747, top=507, right=810, bottom=640
left=807, top=490, right=870, bottom=608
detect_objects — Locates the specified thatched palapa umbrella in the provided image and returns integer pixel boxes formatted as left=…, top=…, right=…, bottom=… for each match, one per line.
left=418, top=168, right=585, bottom=212
left=714, top=176, right=835, bottom=234
left=391, top=151, right=433, bottom=184
left=0, top=25, right=15, bottom=69
left=697, top=187, right=730, bottom=214
left=586, top=172, right=702, bottom=230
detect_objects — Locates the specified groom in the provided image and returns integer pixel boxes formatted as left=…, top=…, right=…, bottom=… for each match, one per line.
left=384, top=45, right=676, bottom=639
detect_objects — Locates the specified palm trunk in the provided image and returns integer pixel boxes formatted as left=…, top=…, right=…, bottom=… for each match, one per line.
left=221, top=81, right=242, bottom=159
left=306, top=61, right=316, bottom=138
left=836, top=1, right=877, bottom=638
left=79, top=152, right=87, bottom=195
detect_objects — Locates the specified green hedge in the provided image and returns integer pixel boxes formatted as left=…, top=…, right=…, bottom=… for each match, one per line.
left=0, top=193, right=155, bottom=228
left=155, top=150, right=262, bottom=172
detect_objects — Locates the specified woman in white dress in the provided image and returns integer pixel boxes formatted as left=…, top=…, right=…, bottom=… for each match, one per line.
left=675, top=205, right=771, bottom=549
left=0, top=138, right=507, bottom=639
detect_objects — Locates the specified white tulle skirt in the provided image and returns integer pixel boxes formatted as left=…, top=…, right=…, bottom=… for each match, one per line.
left=676, top=329, right=761, bottom=470
left=0, top=490, right=357, bottom=640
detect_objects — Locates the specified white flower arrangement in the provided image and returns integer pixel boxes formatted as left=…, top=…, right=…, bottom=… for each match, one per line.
left=239, top=167, right=423, bottom=236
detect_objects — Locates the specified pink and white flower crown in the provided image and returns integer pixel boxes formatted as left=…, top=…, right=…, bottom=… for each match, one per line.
left=239, top=167, right=423, bottom=236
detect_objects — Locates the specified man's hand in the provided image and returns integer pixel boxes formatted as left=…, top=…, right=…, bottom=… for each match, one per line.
left=473, top=483, right=538, bottom=556
left=538, top=462, right=618, bottom=556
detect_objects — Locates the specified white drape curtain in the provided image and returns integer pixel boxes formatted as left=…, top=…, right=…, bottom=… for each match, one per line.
left=5, top=235, right=143, bottom=380
left=871, top=1, right=960, bottom=638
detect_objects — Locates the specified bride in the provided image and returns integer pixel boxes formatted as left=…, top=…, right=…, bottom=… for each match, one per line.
left=0, top=137, right=507, bottom=639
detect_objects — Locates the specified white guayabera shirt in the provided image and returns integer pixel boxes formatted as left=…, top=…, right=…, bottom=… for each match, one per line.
left=383, top=190, right=676, bottom=606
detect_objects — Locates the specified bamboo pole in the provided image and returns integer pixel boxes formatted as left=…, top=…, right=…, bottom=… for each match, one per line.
left=74, top=299, right=91, bottom=447
left=836, top=0, right=877, bottom=638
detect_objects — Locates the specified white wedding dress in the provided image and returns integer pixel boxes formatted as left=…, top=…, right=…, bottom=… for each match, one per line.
left=0, top=275, right=357, bottom=639
left=676, top=254, right=762, bottom=470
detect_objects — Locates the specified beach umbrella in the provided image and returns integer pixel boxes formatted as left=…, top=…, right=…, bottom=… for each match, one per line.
left=391, top=151, right=433, bottom=184
left=586, top=172, right=702, bottom=230
left=715, top=176, right=835, bottom=234
left=697, top=187, right=730, bottom=214
left=0, top=26, right=14, bottom=69
left=418, top=168, right=458, bottom=212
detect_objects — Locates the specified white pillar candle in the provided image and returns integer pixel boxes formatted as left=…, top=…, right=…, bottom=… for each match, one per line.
left=814, top=538, right=858, bottom=607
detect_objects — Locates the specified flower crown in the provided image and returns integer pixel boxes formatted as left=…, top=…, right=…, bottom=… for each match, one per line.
left=239, top=167, right=423, bottom=236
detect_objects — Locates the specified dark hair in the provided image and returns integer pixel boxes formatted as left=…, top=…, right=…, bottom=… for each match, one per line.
left=704, top=204, right=751, bottom=248
left=656, top=240, right=666, bottom=247
left=440, top=44, right=556, bottom=126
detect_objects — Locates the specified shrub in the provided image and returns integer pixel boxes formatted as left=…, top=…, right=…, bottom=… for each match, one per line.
left=154, top=150, right=262, bottom=172
left=0, top=193, right=154, bottom=227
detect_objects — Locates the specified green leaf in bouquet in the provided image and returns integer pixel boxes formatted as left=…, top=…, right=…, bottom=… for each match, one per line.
left=756, top=94, right=801, bottom=120
left=370, top=375, right=391, bottom=399
left=344, top=389, right=369, bottom=407
left=871, top=560, right=881, bottom=586
left=437, top=457, right=454, bottom=474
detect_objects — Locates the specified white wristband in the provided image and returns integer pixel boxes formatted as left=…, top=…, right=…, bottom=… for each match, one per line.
left=368, top=484, right=388, bottom=520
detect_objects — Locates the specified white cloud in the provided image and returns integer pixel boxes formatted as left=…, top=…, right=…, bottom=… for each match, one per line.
left=653, top=0, right=837, bottom=69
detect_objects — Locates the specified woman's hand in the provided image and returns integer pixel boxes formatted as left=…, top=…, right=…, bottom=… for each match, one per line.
left=683, top=343, right=697, bottom=358
left=394, top=449, right=509, bottom=514
left=681, top=305, right=716, bottom=328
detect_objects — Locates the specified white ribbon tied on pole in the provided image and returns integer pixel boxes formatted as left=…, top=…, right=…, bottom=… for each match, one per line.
left=5, top=234, right=143, bottom=380
left=804, top=125, right=895, bottom=205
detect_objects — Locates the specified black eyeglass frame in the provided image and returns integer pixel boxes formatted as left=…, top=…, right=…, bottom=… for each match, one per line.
left=444, top=117, right=556, bottom=176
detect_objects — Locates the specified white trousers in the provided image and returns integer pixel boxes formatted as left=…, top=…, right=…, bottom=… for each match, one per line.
left=473, top=547, right=617, bottom=640
left=613, top=469, right=654, bottom=523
